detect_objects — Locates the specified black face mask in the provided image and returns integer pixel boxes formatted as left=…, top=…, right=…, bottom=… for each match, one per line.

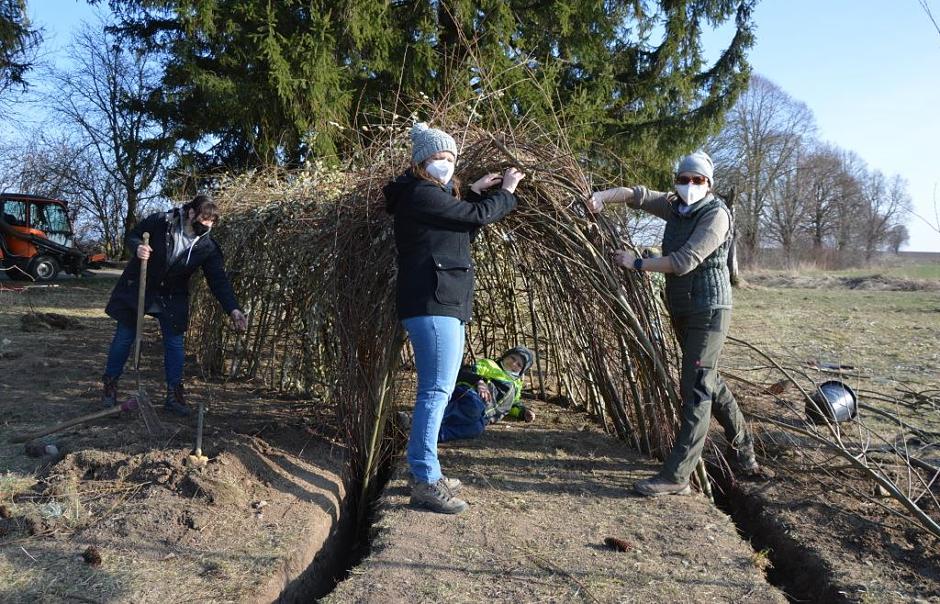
left=191, top=220, right=211, bottom=236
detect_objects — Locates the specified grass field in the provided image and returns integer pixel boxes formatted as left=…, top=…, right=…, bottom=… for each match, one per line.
left=730, top=285, right=940, bottom=388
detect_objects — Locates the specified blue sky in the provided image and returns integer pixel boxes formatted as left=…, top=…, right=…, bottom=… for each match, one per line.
left=703, top=0, right=940, bottom=252
left=19, top=0, right=940, bottom=251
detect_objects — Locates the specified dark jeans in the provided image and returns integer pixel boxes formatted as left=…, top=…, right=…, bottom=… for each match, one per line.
left=104, top=315, right=184, bottom=388
left=438, top=385, right=487, bottom=442
left=661, top=308, right=751, bottom=483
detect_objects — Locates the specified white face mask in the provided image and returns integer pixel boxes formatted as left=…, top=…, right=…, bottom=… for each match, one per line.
left=676, top=183, right=709, bottom=206
left=425, top=158, right=455, bottom=184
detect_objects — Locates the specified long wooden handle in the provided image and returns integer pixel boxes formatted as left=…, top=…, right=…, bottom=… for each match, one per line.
left=194, top=400, right=205, bottom=456
left=134, top=232, right=150, bottom=371
left=10, top=405, right=124, bottom=443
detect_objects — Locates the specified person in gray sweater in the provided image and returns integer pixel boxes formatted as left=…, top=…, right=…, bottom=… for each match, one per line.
left=588, top=151, right=762, bottom=497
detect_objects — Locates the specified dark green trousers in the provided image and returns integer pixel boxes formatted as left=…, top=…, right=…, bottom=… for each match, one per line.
left=661, top=308, right=751, bottom=483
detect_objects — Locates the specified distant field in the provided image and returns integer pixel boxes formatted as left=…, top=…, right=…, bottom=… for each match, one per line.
left=820, top=263, right=940, bottom=281
left=730, top=286, right=940, bottom=387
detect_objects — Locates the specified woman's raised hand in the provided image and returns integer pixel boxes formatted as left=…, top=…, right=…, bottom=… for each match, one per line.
left=471, top=172, right=503, bottom=194
left=500, top=167, right=526, bottom=194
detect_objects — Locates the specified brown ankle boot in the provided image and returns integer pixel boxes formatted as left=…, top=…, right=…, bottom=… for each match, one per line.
left=101, top=375, right=119, bottom=408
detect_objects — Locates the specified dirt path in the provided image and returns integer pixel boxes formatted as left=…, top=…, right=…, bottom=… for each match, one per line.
left=326, top=402, right=784, bottom=604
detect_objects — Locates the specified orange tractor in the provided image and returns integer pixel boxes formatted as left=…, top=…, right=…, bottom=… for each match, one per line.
left=1, top=193, right=107, bottom=282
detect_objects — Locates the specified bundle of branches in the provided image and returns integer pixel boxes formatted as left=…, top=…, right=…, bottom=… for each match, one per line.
left=188, top=115, right=691, bottom=524
left=722, top=338, right=940, bottom=540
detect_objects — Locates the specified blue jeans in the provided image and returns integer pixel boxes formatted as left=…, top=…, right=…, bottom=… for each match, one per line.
left=403, top=315, right=465, bottom=484
left=104, top=314, right=184, bottom=388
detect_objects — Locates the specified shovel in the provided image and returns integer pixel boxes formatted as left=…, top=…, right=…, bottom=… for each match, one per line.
left=186, top=400, right=208, bottom=468
left=130, top=232, right=164, bottom=436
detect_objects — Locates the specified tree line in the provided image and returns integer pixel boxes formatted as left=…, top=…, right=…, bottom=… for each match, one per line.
left=710, top=75, right=911, bottom=269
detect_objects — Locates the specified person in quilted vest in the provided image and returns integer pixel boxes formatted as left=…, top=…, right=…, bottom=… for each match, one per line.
left=587, top=151, right=763, bottom=497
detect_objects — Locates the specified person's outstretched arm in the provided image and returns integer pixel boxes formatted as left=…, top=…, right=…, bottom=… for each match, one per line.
left=586, top=186, right=673, bottom=220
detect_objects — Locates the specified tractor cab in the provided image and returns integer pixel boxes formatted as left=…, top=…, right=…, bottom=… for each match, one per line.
left=0, top=193, right=106, bottom=281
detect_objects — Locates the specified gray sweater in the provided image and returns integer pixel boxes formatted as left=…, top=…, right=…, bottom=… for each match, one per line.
left=629, top=187, right=730, bottom=276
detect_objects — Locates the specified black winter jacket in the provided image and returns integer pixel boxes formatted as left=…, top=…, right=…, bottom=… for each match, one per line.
left=384, top=172, right=517, bottom=322
left=105, top=209, right=240, bottom=333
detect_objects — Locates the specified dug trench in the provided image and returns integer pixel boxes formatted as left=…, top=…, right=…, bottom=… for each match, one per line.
left=274, top=431, right=405, bottom=603
left=707, top=464, right=839, bottom=603
left=704, top=417, right=940, bottom=603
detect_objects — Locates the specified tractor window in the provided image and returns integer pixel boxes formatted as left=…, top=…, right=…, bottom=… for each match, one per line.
left=29, top=202, right=72, bottom=247
left=1, top=200, right=28, bottom=227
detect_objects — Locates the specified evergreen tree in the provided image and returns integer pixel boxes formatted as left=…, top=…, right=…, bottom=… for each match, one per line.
left=0, top=0, right=41, bottom=100
left=103, top=0, right=755, bottom=182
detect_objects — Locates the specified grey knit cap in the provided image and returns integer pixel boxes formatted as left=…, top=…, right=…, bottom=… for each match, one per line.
left=677, top=151, right=714, bottom=183
left=411, top=122, right=457, bottom=165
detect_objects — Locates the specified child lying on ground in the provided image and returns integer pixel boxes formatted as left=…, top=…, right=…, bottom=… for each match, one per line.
left=438, top=346, right=536, bottom=442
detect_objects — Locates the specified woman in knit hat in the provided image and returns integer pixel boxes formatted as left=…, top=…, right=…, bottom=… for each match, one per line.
left=587, top=150, right=762, bottom=497
left=384, top=122, right=525, bottom=514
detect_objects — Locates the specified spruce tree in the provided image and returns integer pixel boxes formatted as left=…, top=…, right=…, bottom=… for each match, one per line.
left=0, top=0, right=41, bottom=98
left=104, top=0, right=756, bottom=183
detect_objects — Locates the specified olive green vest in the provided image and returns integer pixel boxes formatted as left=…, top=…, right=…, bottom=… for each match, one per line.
left=661, top=195, right=733, bottom=317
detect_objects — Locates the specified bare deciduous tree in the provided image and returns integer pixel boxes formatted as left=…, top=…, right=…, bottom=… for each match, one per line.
left=0, top=132, right=133, bottom=256
left=710, top=74, right=816, bottom=266
left=48, top=19, right=170, bottom=258
left=859, top=172, right=912, bottom=262
left=799, top=143, right=844, bottom=251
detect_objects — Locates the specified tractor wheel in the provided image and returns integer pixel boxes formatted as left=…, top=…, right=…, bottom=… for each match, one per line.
left=28, top=255, right=60, bottom=282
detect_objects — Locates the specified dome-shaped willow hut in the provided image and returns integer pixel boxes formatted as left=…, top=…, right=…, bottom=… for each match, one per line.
left=188, top=117, right=940, bottom=542
left=188, top=117, right=696, bottom=520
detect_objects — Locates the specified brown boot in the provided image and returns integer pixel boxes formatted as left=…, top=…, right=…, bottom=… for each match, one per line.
left=101, top=375, right=119, bottom=408
left=633, top=475, right=692, bottom=497
left=164, top=384, right=192, bottom=417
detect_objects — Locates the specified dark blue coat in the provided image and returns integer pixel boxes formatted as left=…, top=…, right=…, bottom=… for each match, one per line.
left=383, top=172, right=517, bottom=323
left=105, top=209, right=240, bottom=334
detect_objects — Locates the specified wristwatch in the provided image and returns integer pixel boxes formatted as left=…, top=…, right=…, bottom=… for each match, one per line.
left=633, top=257, right=643, bottom=271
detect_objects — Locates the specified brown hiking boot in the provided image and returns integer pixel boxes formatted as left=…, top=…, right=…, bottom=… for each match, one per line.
left=633, top=475, right=692, bottom=497
left=164, top=384, right=192, bottom=417
left=101, top=375, right=119, bottom=408
left=410, top=480, right=468, bottom=514
left=408, top=475, right=462, bottom=495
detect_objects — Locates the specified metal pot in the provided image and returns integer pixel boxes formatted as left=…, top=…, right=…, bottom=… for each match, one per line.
left=806, top=380, right=858, bottom=424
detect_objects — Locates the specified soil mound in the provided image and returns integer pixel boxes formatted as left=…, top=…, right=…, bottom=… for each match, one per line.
left=747, top=273, right=939, bottom=291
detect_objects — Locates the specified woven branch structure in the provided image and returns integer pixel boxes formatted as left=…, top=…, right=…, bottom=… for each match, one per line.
left=188, top=119, right=687, bottom=520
